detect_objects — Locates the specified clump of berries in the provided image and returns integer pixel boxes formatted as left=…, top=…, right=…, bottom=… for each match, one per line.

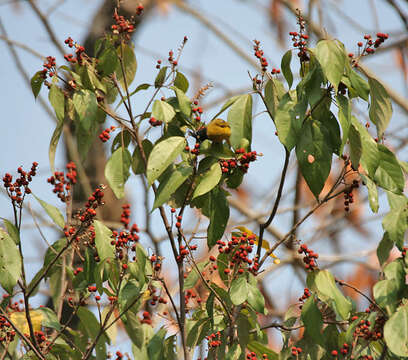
left=63, top=37, right=86, bottom=65
left=150, top=254, right=162, bottom=272
left=298, top=244, right=319, bottom=271
left=0, top=315, right=15, bottom=344
left=298, top=288, right=311, bottom=309
left=47, top=162, right=77, bottom=203
left=141, top=311, right=152, bottom=325
left=187, top=142, right=200, bottom=156
left=111, top=8, right=140, bottom=40
left=149, top=117, right=163, bottom=127
left=185, top=289, right=202, bottom=307
left=207, top=331, right=222, bottom=348
left=40, top=56, right=56, bottom=79
left=352, top=33, right=389, bottom=60
left=99, top=126, right=116, bottom=142
left=216, top=231, right=260, bottom=274
left=246, top=351, right=270, bottom=360
left=352, top=311, right=385, bottom=342
left=291, top=346, right=303, bottom=357
left=344, top=179, right=359, bottom=212
left=253, top=40, right=268, bottom=72
left=3, top=162, right=38, bottom=206
left=192, top=105, right=203, bottom=122
left=289, top=9, right=309, bottom=62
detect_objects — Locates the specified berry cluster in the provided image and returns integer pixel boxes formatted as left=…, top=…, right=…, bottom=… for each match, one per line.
left=99, top=126, right=116, bottom=142
left=150, top=254, right=162, bottom=272
left=3, top=162, right=38, bottom=205
left=353, top=315, right=385, bottom=342
left=185, top=289, right=202, bottom=307
left=155, top=59, right=162, bottom=69
left=168, top=50, right=177, bottom=67
left=289, top=10, right=309, bottom=62
left=111, top=9, right=137, bottom=40
left=253, top=40, right=268, bottom=72
left=150, top=288, right=167, bottom=306
left=344, top=179, right=359, bottom=212
left=339, top=343, right=350, bottom=356
left=186, top=143, right=201, bottom=156
left=216, top=231, right=260, bottom=274
left=40, top=56, right=56, bottom=79
left=247, top=353, right=270, bottom=360
left=120, top=203, right=131, bottom=228
left=206, top=331, right=222, bottom=348
left=177, top=243, right=197, bottom=263
left=149, top=117, right=163, bottom=127
left=192, top=105, right=203, bottom=122
left=355, top=33, right=389, bottom=57
left=114, top=350, right=124, bottom=360
left=47, top=162, right=77, bottom=202
left=291, top=346, right=303, bottom=357
left=234, top=148, right=259, bottom=173
left=141, top=311, right=152, bottom=325
left=298, top=244, right=319, bottom=271
left=0, top=315, right=15, bottom=344
left=63, top=37, right=86, bottom=65
left=74, top=187, right=105, bottom=226
left=33, top=330, right=51, bottom=350
left=298, top=287, right=311, bottom=309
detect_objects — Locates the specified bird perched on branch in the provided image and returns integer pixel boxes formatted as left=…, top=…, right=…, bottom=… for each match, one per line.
left=193, top=118, right=231, bottom=145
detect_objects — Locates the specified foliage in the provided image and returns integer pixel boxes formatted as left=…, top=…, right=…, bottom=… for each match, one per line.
left=0, top=9, right=407, bottom=360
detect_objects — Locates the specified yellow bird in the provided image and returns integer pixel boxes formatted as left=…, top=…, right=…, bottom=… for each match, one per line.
left=194, top=118, right=231, bottom=145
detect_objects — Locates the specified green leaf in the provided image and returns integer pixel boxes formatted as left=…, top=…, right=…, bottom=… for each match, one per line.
left=212, top=96, right=241, bottom=120
left=207, top=187, right=230, bottom=248
left=132, top=139, right=153, bottom=175
left=348, top=124, right=362, bottom=170
left=361, top=174, right=378, bottom=213
left=382, top=199, right=408, bottom=249
left=281, top=50, right=293, bottom=88
left=274, top=94, right=300, bottom=151
left=105, top=147, right=132, bottom=199
left=228, top=94, right=253, bottom=150
left=73, top=90, right=98, bottom=131
left=174, top=71, right=189, bottom=92
left=172, top=86, right=191, bottom=117
left=31, top=71, right=45, bottom=99
left=37, top=307, right=61, bottom=331
left=146, top=136, right=185, bottom=186
left=94, top=220, right=115, bottom=262
left=336, top=94, right=351, bottom=154
left=237, top=312, right=250, bottom=351
left=153, top=164, right=193, bottom=210
left=348, top=70, right=370, bottom=101
left=152, top=100, right=176, bottom=123
left=0, top=228, right=22, bottom=294
left=351, top=117, right=379, bottom=177
left=97, top=45, right=118, bottom=76
left=184, top=261, right=208, bottom=290
left=315, top=39, right=346, bottom=89
left=192, top=162, right=222, bottom=199
left=49, top=115, right=64, bottom=174
left=2, top=219, right=20, bottom=244
left=230, top=276, right=248, bottom=305
left=154, top=66, right=168, bottom=88
left=314, top=270, right=351, bottom=320
left=368, top=76, right=392, bottom=138
left=301, top=297, right=323, bottom=345
left=147, top=327, right=166, bottom=360
left=296, top=119, right=333, bottom=198
left=374, top=144, right=405, bottom=194
left=377, top=233, right=393, bottom=266
left=384, top=303, right=408, bottom=356
left=116, top=43, right=137, bottom=88
left=247, top=282, right=265, bottom=314
left=33, top=195, right=65, bottom=229
left=264, top=78, right=286, bottom=118
left=49, top=84, right=65, bottom=121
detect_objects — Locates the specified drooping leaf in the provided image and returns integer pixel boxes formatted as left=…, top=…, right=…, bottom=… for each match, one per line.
left=33, top=195, right=65, bottom=229
left=116, top=43, right=137, bottom=88
left=384, top=303, right=408, bottom=356
left=94, top=220, right=115, bottom=262
left=49, top=115, right=64, bottom=174
left=368, top=76, right=392, bottom=138
left=315, top=39, right=346, bottom=89
left=104, top=147, right=132, bottom=199
left=377, top=232, right=393, bottom=266
left=301, top=297, right=323, bottom=345
left=264, top=78, right=286, bottom=119
left=192, top=162, right=222, bottom=199
left=172, top=86, right=191, bottom=117
left=274, top=94, right=300, bottom=151
left=30, top=71, right=45, bottom=99
left=0, top=228, right=22, bottom=294
left=207, top=187, right=230, bottom=248
left=174, top=71, right=189, bottom=92
left=73, top=90, right=98, bottom=132
left=360, top=174, right=378, bottom=213
left=146, top=136, right=185, bottom=186
left=348, top=69, right=370, bottom=101
left=247, top=282, right=265, bottom=314
left=228, top=94, right=253, bottom=150
left=132, top=139, right=153, bottom=175
left=348, top=124, right=362, bottom=170
left=154, top=66, right=168, bottom=88
left=97, top=45, right=118, bottom=76
left=230, top=276, right=249, bottom=305
left=296, top=119, right=333, bottom=198
left=336, top=94, right=351, bottom=154
left=49, top=84, right=65, bottom=122
left=2, top=218, right=20, bottom=244
left=382, top=197, right=408, bottom=249
left=281, top=50, right=293, bottom=88
left=152, top=164, right=193, bottom=210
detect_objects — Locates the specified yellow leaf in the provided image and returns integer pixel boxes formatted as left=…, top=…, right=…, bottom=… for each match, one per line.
left=233, top=226, right=278, bottom=259
left=10, top=310, right=43, bottom=334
